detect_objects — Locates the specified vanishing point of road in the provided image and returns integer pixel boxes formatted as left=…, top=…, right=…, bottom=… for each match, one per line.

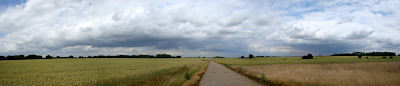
left=199, top=59, right=263, bottom=86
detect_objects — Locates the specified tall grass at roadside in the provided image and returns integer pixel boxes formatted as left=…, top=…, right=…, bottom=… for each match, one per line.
left=182, top=59, right=210, bottom=86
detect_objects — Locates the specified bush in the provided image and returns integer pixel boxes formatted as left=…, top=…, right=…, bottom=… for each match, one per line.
left=261, top=73, right=266, bottom=82
left=302, top=54, right=313, bottom=59
left=301, top=56, right=308, bottom=59
left=185, top=71, right=190, bottom=80
left=308, top=54, right=313, bottom=59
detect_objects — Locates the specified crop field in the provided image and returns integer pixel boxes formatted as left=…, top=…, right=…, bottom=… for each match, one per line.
left=0, top=58, right=208, bottom=86
left=214, top=56, right=400, bottom=66
left=214, top=56, right=400, bottom=86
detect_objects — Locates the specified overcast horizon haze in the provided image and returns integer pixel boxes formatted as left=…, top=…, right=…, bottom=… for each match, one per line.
left=0, top=0, right=399, bottom=57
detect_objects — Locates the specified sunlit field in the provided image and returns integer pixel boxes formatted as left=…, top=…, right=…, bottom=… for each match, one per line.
left=214, top=56, right=400, bottom=86
left=0, top=58, right=208, bottom=86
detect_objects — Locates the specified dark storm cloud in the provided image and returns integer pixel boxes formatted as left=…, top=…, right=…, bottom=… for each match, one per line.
left=345, top=29, right=374, bottom=39
left=287, top=42, right=364, bottom=55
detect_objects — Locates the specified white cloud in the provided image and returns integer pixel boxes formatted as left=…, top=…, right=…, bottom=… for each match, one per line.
left=0, top=0, right=399, bottom=56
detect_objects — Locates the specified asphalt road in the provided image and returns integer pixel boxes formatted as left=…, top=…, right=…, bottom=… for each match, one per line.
left=199, top=59, right=263, bottom=86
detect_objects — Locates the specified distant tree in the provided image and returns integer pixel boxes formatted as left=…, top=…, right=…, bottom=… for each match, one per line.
left=214, top=56, right=225, bottom=58
left=155, top=54, right=172, bottom=58
left=45, top=55, right=52, bottom=59
left=7, top=55, right=24, bottom=60
left=26, top=55, right=42, bottom=59
left=0, top=56, right=5, bottom=60
left=241, top=56, right=244, bottom=58
left=98, top=55, right=105, bottom=58
left=79, top=56, right=85, bottom=58
left=249, top=54, right=253, bottom=59
left=68, top=55, right=74, bottom=58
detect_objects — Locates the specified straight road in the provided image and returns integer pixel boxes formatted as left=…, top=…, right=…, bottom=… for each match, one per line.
left=199, top=59, right=263, bottom=86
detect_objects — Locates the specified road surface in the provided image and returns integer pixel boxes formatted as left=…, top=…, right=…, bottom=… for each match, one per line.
left=199, top=59, right=263, bottom=86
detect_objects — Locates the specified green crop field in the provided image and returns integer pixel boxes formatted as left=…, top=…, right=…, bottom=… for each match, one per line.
left=214, top=56, right=400, bottom=66
left=0, top=58, right=208, bottom=86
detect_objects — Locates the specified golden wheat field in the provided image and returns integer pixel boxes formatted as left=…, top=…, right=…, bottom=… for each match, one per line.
left=215, top=56, right=400, bottom=86
left=0, top=58, right=208, bottom=86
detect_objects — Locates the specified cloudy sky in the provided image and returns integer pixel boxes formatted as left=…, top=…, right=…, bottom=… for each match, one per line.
left=0, top=0, right=399, bottom=57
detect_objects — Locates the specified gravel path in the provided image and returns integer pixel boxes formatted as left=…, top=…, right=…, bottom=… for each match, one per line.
left=199, top=59, right=263, bottom=86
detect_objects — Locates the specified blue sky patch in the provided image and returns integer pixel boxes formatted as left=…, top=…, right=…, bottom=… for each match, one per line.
left=0, top=0, right=26, bottom=13
left=0, top=33, right=6, bottom=38
left=0, top=0, right=26, bottom=6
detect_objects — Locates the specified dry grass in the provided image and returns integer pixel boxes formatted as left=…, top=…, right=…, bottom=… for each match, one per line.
left=182, top=59, right=210, bottom=86
left=230, top=62, right=400, bottom=86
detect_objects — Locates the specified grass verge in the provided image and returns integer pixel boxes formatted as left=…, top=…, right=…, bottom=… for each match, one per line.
left=182, top=59, right=210, bottom=86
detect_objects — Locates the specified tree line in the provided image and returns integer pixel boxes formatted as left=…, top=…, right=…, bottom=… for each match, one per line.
left=0, top=54, right=182, bottom=60
left=331, top=52, right=397, bottom=56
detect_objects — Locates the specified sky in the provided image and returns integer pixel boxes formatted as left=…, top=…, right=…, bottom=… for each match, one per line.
left=0, top=0, right=399, bottom=57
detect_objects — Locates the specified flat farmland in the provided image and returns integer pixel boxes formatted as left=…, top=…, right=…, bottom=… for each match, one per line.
left=0, top=58, right=208, bottom=86
left=214, top=56, right=400, bottom=86
left=215, top=56, right=400, bottom=66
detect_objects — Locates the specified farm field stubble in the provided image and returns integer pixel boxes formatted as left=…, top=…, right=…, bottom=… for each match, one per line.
left=0, top=58, right=208, bottom=86
left=214, top=56, right=400, bottom=86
